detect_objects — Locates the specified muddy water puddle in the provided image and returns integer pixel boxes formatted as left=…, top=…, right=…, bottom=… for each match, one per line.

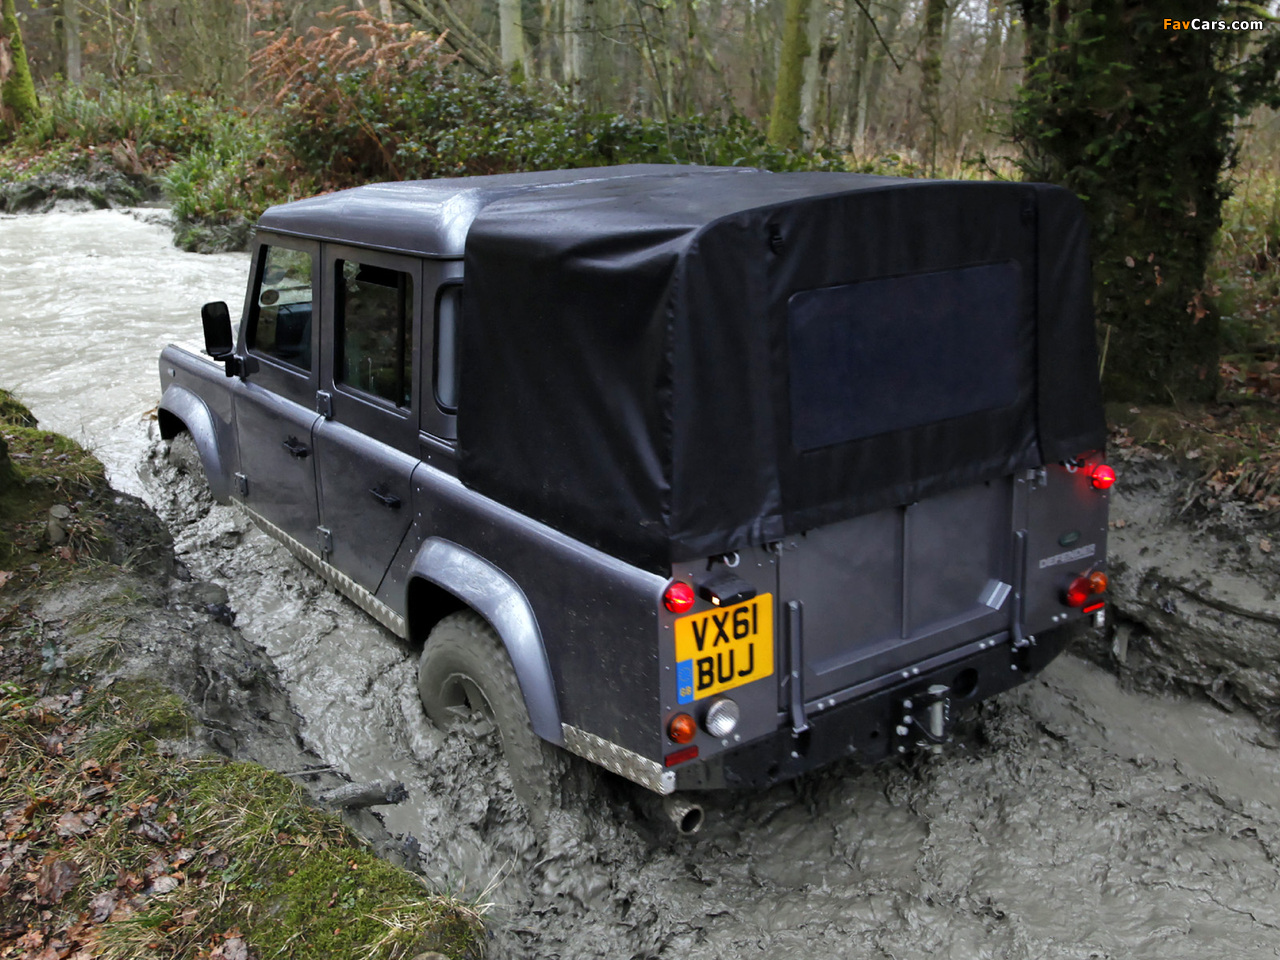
left=5, top=209, right=1280, bottom=959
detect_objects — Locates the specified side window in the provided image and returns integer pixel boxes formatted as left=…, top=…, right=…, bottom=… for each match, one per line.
left=249, top=246, right=314, bottom=371
left=336, top=260, right=413, bottom=409
left=435, top=285, right=461, bottom=413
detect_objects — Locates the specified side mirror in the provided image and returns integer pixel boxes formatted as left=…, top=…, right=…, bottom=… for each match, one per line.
left=201, top=301, right=234, bottom=361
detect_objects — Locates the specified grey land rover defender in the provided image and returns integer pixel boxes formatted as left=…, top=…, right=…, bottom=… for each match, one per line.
left=158, top=165, right=1111, bottom=815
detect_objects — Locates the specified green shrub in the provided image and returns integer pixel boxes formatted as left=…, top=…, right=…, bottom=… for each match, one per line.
left=24, top=75, right=227, bottom=162
left=252, top=11, right=845, bottom=193
left=162, top=113, right=295, bottom=219
left=1212, top=166, right=1280, bottom=354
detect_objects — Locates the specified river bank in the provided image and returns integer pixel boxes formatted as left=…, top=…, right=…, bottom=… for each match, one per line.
left=0, top=394, right=485, bottom=957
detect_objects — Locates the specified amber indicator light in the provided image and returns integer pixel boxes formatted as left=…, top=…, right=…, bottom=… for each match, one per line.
left=668, top=713, right=697, bottom=744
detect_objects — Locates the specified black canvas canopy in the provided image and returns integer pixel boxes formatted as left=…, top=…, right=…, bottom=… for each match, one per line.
left=458, top=168, right=1105, bottom=573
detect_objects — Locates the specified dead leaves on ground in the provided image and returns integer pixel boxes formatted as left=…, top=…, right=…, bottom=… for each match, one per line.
left=1113, top=405, right=1280, bottom=515
left=0, top=697, right=254, bottom=960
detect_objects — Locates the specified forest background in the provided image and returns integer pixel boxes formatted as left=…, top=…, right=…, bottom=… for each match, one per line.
left=0, top=0, right=1279, bottom=402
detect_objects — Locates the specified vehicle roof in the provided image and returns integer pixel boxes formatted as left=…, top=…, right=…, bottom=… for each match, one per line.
left=255, top=164, right=760, bottom=257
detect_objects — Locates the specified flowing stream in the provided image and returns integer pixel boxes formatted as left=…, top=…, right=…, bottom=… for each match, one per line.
left=3, top=208, right=1280, bottom=960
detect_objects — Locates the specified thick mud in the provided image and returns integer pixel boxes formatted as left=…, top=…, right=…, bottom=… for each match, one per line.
left=6, top=209, right=1280, bottom=959
left=140, top=436, right=1280, bottom=960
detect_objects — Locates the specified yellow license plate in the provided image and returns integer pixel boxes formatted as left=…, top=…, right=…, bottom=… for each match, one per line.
left=674, top=594, right=774, bottom=704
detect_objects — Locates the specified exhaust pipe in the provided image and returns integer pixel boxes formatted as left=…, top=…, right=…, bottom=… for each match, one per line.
left=664, top=795, right=705, bottom=835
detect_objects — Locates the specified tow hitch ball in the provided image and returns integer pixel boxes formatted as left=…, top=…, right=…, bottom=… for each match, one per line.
left=895, top=684, right=951, bottom=755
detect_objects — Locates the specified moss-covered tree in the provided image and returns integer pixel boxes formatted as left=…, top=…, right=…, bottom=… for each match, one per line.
left=768, top=0, right=815, bottom=149
left=0, top=0, right=39, bottom=128
left=1012, top=0, right=1280, bottom=402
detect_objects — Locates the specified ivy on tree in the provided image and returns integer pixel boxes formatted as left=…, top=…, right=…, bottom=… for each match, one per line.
left=0, top=0, right=40, bottom=129
left=1012, top=0, right=1280, bottom=402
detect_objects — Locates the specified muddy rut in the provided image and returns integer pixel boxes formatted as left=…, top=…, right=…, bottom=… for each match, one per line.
left=4, top=208, right=1280, bottom=959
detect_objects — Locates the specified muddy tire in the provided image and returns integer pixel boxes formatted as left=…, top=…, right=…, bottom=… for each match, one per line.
left=167, top=431, right=201, bottom=474
left=418, top=611, right=562, bottom=822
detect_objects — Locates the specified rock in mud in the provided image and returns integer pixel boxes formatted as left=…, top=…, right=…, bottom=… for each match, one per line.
left=317, top=779, right=410, bottom=809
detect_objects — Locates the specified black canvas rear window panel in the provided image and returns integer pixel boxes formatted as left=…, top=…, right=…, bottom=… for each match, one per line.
left=787, top=262, right=1023, bottom=451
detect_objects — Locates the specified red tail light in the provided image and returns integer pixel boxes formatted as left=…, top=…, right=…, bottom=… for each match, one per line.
left=1065, top=571, right=1107, bottom=607
left=663, top=581, right=696, bottom=613
left=1065, top=577, right=1091, bottom=607
left=1089, top=464, right=1116, bottom=490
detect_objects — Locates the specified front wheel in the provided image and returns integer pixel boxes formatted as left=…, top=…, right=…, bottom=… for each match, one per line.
left=418, top=611, right=562, bottom=823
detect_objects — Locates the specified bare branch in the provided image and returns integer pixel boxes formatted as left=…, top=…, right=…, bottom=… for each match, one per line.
left=394, top=0, right=499, bottom=74
left=848, top=0, right=903, bottom=73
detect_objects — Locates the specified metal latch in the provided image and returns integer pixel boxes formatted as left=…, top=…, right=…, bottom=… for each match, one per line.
left=316, top=390, right=333, bottom=419
left=235, top=472, right=249, bottom=496
left=317, top=526, right=333, bottom=557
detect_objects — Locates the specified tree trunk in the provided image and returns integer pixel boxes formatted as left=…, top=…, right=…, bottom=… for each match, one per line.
left=565, top=0, right=583, bottom=97
left=918, top=0, right=946, bottom=171
left=0, top=0, right=39, bottom=127
left=767, top=0, right=813, bottom=149
left=798, top=0, right=824, bottom=147
left=62, top=0, right=82, bottom=82
left=863, top=0, right=902, bottom=142
left=537, top=0, right=555, bottom=81
left=499, top=0, right=526, bottom=75
left=852, top=3, right=870, bottom=145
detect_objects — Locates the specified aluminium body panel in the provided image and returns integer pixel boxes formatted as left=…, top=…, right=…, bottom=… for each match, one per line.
left=663, top=547, right=781, bottom=766
left=379, top=454, right=670, bottom=760
left=1022, top=463, right=1110, bottom=634
left=157, top=346, right=240, bottom=500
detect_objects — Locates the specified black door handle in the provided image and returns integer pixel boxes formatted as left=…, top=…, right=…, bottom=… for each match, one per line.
left=370, top=488, right=401, bottom=509
left=282, top=437, right=309, bottom=458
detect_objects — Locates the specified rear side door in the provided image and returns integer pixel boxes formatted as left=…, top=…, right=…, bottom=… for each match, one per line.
left=232, top=239, right=322, bottom=550
left=312, top=246, right=422, bottom=598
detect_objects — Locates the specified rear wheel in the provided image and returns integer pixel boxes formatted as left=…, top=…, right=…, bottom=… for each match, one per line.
left=418, top=611, right=562, bottom=823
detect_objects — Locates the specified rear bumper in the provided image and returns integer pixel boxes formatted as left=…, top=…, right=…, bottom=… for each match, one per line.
left=673, top=622, right=1079, bottom=791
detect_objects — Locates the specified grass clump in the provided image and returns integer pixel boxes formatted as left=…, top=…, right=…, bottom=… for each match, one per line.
left=0, top=389, right=106, bottom=574
left=0, top=680, right=484, bottom=958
